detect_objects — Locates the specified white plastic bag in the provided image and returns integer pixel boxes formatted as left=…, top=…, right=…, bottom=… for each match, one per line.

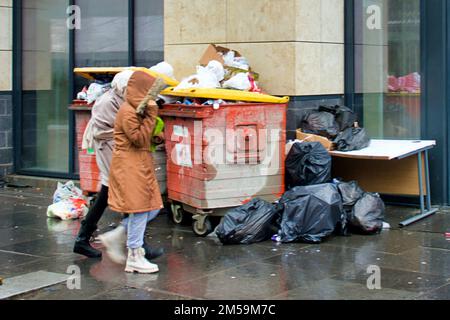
left=53, top=181, right=84, bottom=203
left=150, top=61, right=175, bottom=79
left=86, top=82, right=111, bottom=104
left=47, top=199, right=88, bottom=221
left=223, top=51, right=250, bottom=71
left=48, top=181, right=88, bottom=220
left=222, top=73, right=251, bottom=91
left=174, top=60, right=225, bottom=90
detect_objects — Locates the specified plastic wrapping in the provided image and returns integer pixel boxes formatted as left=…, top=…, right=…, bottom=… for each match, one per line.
left=285, top=142, right=332, bottom=188
left=216, top=199, right=278, bottom=245
left=276, top=184, right=343, bottom=244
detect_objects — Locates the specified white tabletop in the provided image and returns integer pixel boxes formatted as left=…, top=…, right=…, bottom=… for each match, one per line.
left=330, top=140, right=436, bottom=160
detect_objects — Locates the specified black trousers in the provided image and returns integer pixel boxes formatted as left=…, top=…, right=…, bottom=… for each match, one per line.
left=83, top=185, right=109, bottom=230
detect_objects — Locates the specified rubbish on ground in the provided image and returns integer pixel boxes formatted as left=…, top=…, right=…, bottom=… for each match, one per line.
left=349, top=193, right=385, bottom=235
left=337, top=180, right=386, bottom=235
left=334, top=127, right=371, bottom=152
left=216, top=198, right=279, bottom=245
left=285, top=142, right=332, bottom=189
left=382, top=222, right=391, bottom=230
left=275, top=183, right=343, bottom=244
left=47, top=181, right=88, bottom=221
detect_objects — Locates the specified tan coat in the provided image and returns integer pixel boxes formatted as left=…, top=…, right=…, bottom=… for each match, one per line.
left=108, top=71, right=163, bottom=214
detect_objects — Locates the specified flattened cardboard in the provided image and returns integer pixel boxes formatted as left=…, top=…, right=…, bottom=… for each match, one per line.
left=296, top=129, right=334, bottom=151
left=199, top=44, right=242, bottom=66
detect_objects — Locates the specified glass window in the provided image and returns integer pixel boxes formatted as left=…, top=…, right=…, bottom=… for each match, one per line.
left=134, top=0, right=164, bottom=67
left=21, top=0, right=70, bottom=173
left=75, top=0, right=129, bottom=68
left=355, top=0, right=421, bottom=139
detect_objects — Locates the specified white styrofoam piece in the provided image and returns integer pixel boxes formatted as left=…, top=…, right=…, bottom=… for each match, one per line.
left=330, top=140, right=436, bottom=160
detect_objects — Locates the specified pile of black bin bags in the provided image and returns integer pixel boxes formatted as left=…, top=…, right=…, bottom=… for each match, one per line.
left=216, top=142, right=386, bottom=245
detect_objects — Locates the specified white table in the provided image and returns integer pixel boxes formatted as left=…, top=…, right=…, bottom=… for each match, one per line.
left=330, top=140, right=437, bottom=227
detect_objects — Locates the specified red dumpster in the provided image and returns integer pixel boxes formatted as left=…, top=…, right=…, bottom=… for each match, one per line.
left=159, top=102, right=287, bottom=236
left=69, top=100, right=102, bottom=195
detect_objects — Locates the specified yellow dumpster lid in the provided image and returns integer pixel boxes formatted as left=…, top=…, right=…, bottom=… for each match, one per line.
left=160, top=87, right=290, bottom=104
left=73, top=67, right=180, bottom=87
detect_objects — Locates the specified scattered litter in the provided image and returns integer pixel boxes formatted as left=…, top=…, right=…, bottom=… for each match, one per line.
left=316, top=250, right=321, bottom=253
left=231, top=277, right=237, bottom=279
left=376, top=258, right=381, bottom=261
left=382, top=222, right=391, bottom=230
left=408, top=282, right=413, bottom=285
left=270, top=274, right=277, bottom=277
left=421, top=262, right=428, bottom=265
left=271, top=249, right=278, bottom=252
left=166, top=236, right=172, bottom=239
left=47, top=181, right=88, bottom=220
left=179, top=237, right=184, bottom=240
left=417, top=277, right=422, bottom=280
left=108, top=223, right=117, bottom=228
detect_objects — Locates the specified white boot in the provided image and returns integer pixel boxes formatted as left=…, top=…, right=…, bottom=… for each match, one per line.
left=125, top=248, right=159, bottom=274
left=98, top=225, right=126, bottom=264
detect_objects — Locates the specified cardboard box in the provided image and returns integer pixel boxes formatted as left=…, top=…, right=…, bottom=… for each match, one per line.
left=296, top=129, right=334, bottom=151
left=199, top=44, right=242, bottom=66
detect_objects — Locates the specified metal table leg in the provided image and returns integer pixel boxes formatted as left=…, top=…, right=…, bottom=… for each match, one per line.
left=399, top=151, right=438, bottom=227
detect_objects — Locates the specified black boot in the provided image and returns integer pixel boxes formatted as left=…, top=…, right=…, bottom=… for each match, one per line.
left=143, top=241, right=164, bottom=260
left=73, top=221, right=102, bottom=258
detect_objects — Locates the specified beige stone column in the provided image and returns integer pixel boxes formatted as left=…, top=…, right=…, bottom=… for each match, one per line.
left=164, top=0, right=344, bottom=96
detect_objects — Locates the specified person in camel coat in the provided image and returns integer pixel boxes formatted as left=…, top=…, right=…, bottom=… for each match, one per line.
left=99, top=71, right=166, bottom=274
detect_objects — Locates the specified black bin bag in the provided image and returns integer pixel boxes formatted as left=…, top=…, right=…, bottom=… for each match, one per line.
left=286, top=142, right=332, bottom=189
left=349, top=193, right=385, bottom=235
left=216, top=199, right=278, bottom=245
left=338, top=181, right=365, bottom=208
left=276, top=184, right=343, bottom=244
left=319, top=105, right=357, bottom=131
left=302, top=111, right=340, bottom=139
left=334, top=127, right=371, bottom=152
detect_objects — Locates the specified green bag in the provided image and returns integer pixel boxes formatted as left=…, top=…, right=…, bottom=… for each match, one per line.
left=151, top=117, right=165, bottom=152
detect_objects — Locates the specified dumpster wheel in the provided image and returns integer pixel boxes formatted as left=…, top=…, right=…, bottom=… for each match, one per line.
left=192, top=216, right=213, bottom=237
left=170, top=203, right=190, bottom=225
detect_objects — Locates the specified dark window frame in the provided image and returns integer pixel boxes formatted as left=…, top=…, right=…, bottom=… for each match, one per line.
left=12, top=0, right=162, bottom=179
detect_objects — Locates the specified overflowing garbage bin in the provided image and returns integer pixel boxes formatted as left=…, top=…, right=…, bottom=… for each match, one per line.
left=159, top=100, right=287, bottom=236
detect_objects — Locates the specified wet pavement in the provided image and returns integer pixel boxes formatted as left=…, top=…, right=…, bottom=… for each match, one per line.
left=0, top=186, right=449, bottom=300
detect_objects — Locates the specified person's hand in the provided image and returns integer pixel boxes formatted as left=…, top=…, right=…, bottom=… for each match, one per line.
left=136, top=78, right=168, bottom=116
